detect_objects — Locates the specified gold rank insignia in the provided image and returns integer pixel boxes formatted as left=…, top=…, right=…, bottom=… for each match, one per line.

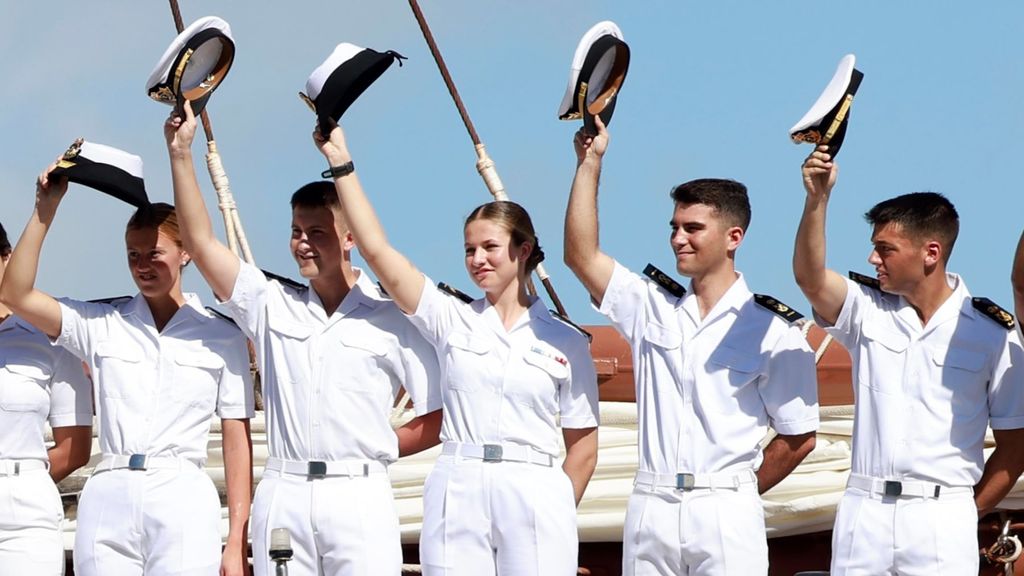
left=438, top=282, right=474, bottom=304
left=754, top=294, right=804, bottom=323
left=972, top=297, right=1015, bottom=330
left=149, top=85, right=176, bottom=104
left=643, top=263, right=686, bottom=299
left=55, top=138, right=84, bottom=169
left=848, top=271, right=881, bottom=291
left=298, top=92, right=317, bottom=113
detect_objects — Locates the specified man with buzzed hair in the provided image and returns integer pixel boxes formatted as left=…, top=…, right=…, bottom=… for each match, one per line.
left=795, top=145, right=1024, bottom=574
left=566, top=117, right=819, bottom=575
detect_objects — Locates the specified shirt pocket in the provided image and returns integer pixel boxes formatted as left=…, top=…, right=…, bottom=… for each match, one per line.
left=94, top=341, right=144, bottom=399
left=0, top=361, right=51, bottom=413
left=336, top=331, right=390, bottom=393
left=704, top=346, right=761, bottom=415
left=932, top=345, right=986, bottom=416
left=642, top=321, right=683, bottom=395
left=172, top=350, right=225, bottom=409
left=444, top=331, right=491, bottom=393
left=859, top=322, right=910, bottom=394
left=513, top=346, right=569, bottom=413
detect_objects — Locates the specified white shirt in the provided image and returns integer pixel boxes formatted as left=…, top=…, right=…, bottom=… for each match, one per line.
left=600, top=262, right=819, bottom=475
left=57, top=293, right=254, bottom=464
left=0, top=315, right=92, bottom=463
left=407, top=276, right=599, bottom=458
left=222, top=261, right=440, bottom=464
left=819, top=274, right=1024, bottom=486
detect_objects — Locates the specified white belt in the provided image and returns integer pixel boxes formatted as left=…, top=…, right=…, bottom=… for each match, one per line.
left=634, top=469, right=758, bottom=491
left=0, top=459, right=48, bottom=476
left=442, top=442, right=554, bottom=467
left=94, top=454, right=200, bottom=473
left=264, top=457, right=388, bottom=479
left=847, top=473, right=972, bottom=499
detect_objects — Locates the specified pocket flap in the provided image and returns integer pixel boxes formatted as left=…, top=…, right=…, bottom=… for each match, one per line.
left=643, top=322, right=682, bottom=350
left=339, top=332, right=387, bottom=356
left=5, top=362, right=49, bottom=380
left=96, top=341, right=143, bottom=362
left=708, top=346, right=760, bottom=373
left=862, top=323, right=909, bottom=352
left=447, top=331, right=490, bottom=355
left=524, top=347, right=570, bottom=380
left=268, top=314, right=312, bottom=340
left=175, top=351, right=225, bottom=370
left=933, top=346, right=985, bottom=372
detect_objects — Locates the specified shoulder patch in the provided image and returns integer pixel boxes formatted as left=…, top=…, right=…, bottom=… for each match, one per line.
left=550, top=310, right=593, bottom=343
left=261, top=269, right=306, bottom=291
left=754, top=294, right=804, bottom=323
left=643, top=264, right=686, bottom=298
left=848, top=271, right=880, bottom=290
left=204, top=306, right=239, bottom=328
left=88, top=295, right=132, bottom=307
left=437, top=282, right=474, bottom=304
left=972, top=297, right=1015, bottom=330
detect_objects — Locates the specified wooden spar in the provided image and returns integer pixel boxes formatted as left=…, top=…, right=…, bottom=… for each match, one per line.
left=406, top=0, right=569, bottom=318
left=166, top=0, right=254, bottom=265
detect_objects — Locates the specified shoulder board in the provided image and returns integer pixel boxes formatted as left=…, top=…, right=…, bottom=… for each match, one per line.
left=88, top=295, right=132, bottom=307
left=261, top=269, right=306, bottom=291
left=972, top=297, right=1015, bottom=330
left=437, top=282, right=473, bottom=304
left=376, top=282, right=391, bottom=298
left=753, top=294, right=804, bottom=323
left=549, top=310, right=593, bottom=343
left=643, top=263, right=686, bottom=298
left=848, top=271, right=880, bottom=291
left=204, top=306, right=239, bottom=328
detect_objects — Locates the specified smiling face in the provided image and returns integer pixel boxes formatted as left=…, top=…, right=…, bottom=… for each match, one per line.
left=463, top=218, right=530, bottom=294
left=669, top=202, right=742, bottom=278
left=868, top=222, right=931, bottom=294
left=290, top=205, right=349, bottom=280
left=124, top=226, right=188, bottom=298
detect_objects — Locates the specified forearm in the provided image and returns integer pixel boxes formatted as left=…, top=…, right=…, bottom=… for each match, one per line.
left=1012, top=230, right=1024, bottom=321
left=757, top=432, right=815, bottom=494
left=47, top=426, right=92, bottom=483
left=168, top=148, right=217, bottom=254
left=396, top=409, right=442, bottom=457
left=564, top=158, right=602, bottom=270
left=221, top=419, right=253, bottom=549
left=1, top=208, right=63, bottom=338
left=793, top=195, right=831, bottom=294
left=975, top=437, right=1024, bottom=516
left=561, top=427, right=598, bottom=506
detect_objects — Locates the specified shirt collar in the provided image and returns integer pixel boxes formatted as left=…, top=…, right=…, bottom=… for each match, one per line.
left=0, top=314, right=37, bottom=334
left=681, top=272, right=750, bottom=326
left=119, top=292, right=211, bottom=327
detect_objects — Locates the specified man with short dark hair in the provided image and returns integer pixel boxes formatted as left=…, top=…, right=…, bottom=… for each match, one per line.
left=565, top=117, right=819, bottom=575
left=795, top=145, right=1024, bottom=574
left=165, top=103, right=442, bottom=576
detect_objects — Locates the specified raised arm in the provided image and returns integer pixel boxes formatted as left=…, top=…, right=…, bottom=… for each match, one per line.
left=1012, top=229, right=1024, bottom=323
left=313, top=122, right=424, bottom=315
left=0, top=166, right=67, bottom=339
left=564, top=115, right=616, bottom=307
left=164, top=102, right=240, bottom=302
left=793, top=145, right=848, bottom=325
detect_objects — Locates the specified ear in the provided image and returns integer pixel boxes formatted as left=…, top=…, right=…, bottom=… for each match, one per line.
left=923, top=240, right=942, bottom=267
left=341, top=230, right=356, bottom=252
left=726, top=226, right=745, bottom=252
left=180, top=249, right=192, bottom=268
left=517, top=241, right=533, bottom=264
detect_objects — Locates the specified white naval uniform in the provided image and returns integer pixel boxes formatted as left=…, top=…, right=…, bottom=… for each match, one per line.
left=407, top=277, right=600, bottom=576
left=221, top=262, right=440, bottom=576
left=820, top=274, right=1024, bottom=576
left=0, top=315, right=92, bottom=576
left=599, top=263, right=819, bottom=576
left=55, top=294, right=254, bottom=576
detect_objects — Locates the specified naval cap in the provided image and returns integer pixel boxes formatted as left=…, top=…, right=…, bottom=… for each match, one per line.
left=557, top=20, right=630, bottom=135
left=790, top=54, right=864, bottom=158
left=49, top=139, right=149, bottom=208
left=146, top=16, right=235, bottom=116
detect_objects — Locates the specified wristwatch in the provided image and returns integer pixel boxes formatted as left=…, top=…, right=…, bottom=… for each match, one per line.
left=321, top=161, right=355, bottom=179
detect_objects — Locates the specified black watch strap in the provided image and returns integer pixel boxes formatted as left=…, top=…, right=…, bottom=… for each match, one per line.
left=321, top=161, right=355, bottom=179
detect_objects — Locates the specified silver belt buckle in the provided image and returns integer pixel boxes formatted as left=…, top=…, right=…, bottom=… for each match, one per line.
left=482, top=445, right=503, bottom=462
left=883, top=480, right=902, bottom=497
left=128, top=454, right=148, bottom=471
left=676, top=473, right=696, bottom=490
left=308, top=461, right=327, bottom=479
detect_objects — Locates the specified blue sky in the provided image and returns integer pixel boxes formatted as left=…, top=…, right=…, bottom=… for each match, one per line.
left=2, top=2, right=1022, bottom=325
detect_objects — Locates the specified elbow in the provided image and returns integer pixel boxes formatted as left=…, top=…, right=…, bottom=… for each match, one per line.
left=802, top=434, right=817, bottom=459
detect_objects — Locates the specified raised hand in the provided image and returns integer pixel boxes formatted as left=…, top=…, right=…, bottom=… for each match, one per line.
left=35, top=159, right=68, bottom=216
left=574, top=114, right=609, bottom=166
left=312, top=118, right=352, bottom=166
left=802, top=144, right=838, bottom=200
left=164, top=100, right=198, bottom=156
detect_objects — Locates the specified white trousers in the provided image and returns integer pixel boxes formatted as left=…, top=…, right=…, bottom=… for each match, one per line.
left=622, top=482, right=768, bottom=576
left=0, top=469, right=64, bottom=576
left=830, top=486, right=978, bottom=575
left=419, top=454, right=579, bottom=576
left=73, top=467, right=221, bottom=576
left=251, top=468, right=401, bottom=576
